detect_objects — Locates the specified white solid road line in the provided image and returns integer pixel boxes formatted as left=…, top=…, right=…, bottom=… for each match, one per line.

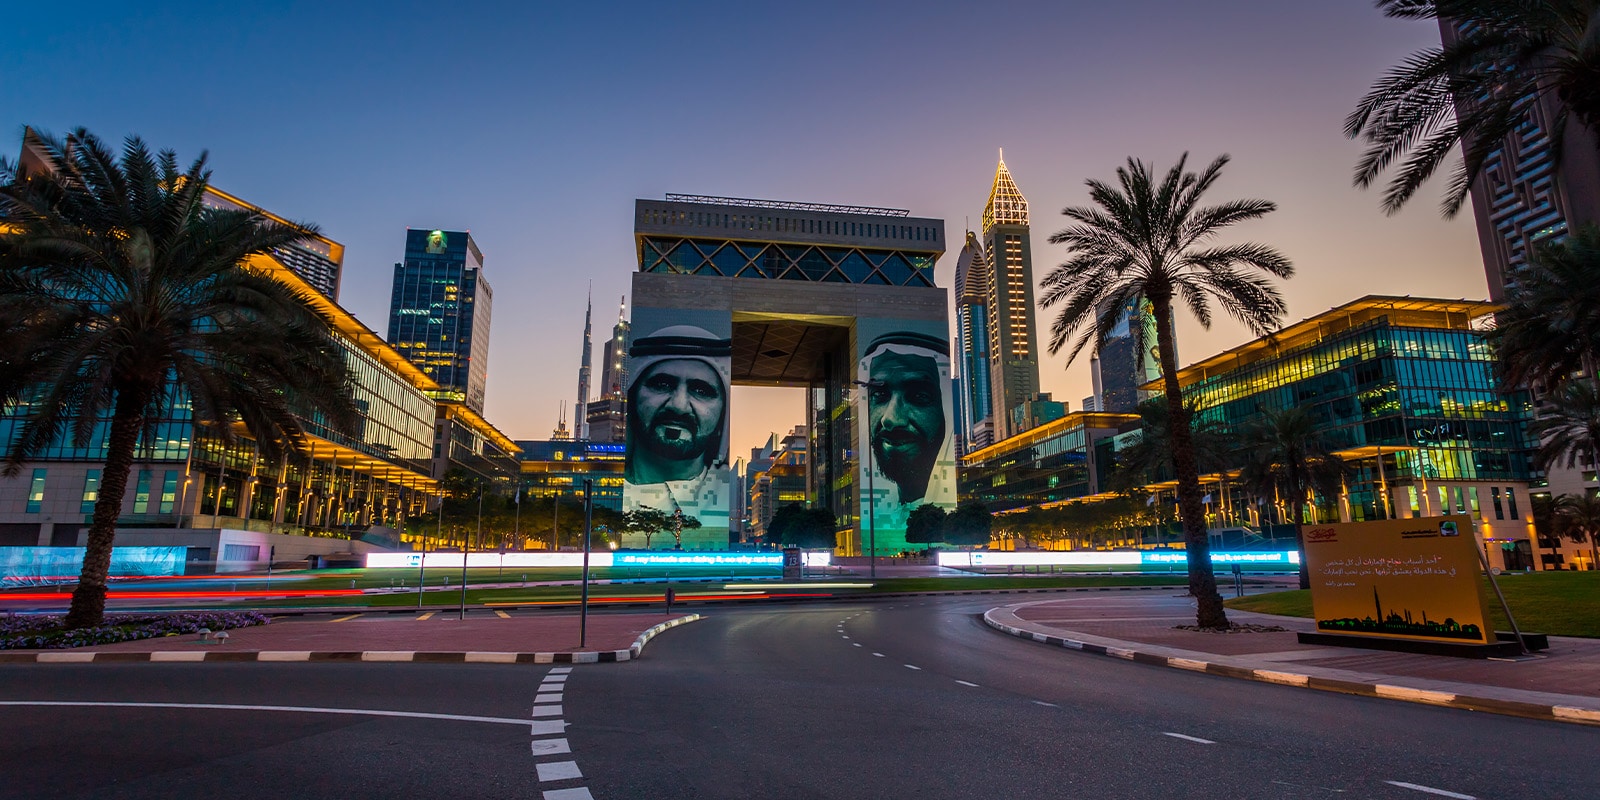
left=0, top=700, right=533, bottom=727
left=1161, top=732, right=1217, bottom=745
left=955, top=680, right=979, bottom=687
left=1384, top=780, right=1477, bottom=799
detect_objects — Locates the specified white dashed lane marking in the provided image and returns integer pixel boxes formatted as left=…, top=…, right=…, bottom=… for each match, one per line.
left=955, top=680, right=979, bottom=687
left=872, top=652, right=885, bottom=658
left=1383, top=781, right=1476, bottom=799
left=542, top=789, right=594, bottom=800
left=1032, top=701, right=1058, bottom=708
left=536, top=761, right=583, bottom=782
left=904, top=665, right=921, bottom=670
left=1161, top=732, right=1216, bottom=745
left=852, top=643, right=862, bottom=647
left=531, top=739, right=571, bottom=756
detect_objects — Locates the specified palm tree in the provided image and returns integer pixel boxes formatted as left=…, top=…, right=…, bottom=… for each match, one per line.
left=1236, top=407, right=1351, bottom=590
left=0, top=128, right=357, bottom=628
left=1347, top=1, right=1600, bottom=217
left=1528, top=379, right=1600, bottom=476
left=1482, top=226, right=1600, bottom=390
left=1041, top=153, right=1293, bottom=629
left=1554, top=492, right=1600, bottom=569
left=1528, top=493, right=1567, bottom=568
left=1110, top=398, right=1233, bottom=492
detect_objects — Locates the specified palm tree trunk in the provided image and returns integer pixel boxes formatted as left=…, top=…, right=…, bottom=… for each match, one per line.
left=1150, top=294, right=1228, bottom=629
left=1291, top=497, right=1310, bottom=590
left=65, top=386, right=153, bottom=629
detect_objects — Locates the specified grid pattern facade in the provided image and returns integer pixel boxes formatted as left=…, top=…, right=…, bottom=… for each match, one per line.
left=387, top=230, right=493, bottom=411
left=635, top=199, right=942, bottom=286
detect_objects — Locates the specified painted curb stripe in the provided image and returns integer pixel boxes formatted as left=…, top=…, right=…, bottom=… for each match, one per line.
left=979, top=606, right=1600, bottom=727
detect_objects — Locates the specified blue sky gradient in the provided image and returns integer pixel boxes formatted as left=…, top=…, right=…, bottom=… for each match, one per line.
left=3, top=2, right=1483, bottom=458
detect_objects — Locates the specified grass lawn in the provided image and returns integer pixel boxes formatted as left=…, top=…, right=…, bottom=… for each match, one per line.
left=1225, top=572, right=1600, bottom=638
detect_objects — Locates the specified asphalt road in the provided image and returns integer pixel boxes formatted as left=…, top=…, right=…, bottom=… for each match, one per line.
left=2, top=595, right=1597, bottom=799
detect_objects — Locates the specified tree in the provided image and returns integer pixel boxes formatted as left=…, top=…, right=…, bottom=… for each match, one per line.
left=1528, top=379, right=1600, bottom=478
left=669, top=508, right=702, bottom=549
left=1040, top=154, right=1292, bottom=629
left=1529, top=493, right=1566, bottom=568
left=1482, top=227, right=1600, bottom=391
left=1347, top=1, right=1600, bottom=217
left=943, top=501, right=993, bottom=548
left=623, top=507, right=671, bottom=549
left=905, top=504, right=947, bottom=545
left=768, top=504, right=836, bottom=549
left=1236, top=407, right=1350, bottom=590
left=0, top=129, right=356, bottom=628
left=1555, top=492, right=1600, bottom=569
left=1110, top=398, right=1233, bottom=491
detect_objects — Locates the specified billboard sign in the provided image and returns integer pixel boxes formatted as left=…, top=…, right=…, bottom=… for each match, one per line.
left=622, top=307, right=733, bottom=549
left=1303, top=515, right=1491, bottom=644
left=856, top=319, right=957, bottom=553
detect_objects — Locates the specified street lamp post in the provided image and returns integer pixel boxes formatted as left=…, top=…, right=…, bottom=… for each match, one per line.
left=579, top=479, right=594, bottom=649
left=851, top=380, right=880, bottom=579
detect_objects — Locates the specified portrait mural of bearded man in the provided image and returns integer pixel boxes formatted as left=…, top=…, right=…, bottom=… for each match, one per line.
left=622, top=311, right=733, bottom=549
left=857, top=325, right=957, bottom=553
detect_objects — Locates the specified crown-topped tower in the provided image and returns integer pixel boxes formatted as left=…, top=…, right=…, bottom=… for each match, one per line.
left=979, top=151, right=1041, bottom=439
left=982, top=149, right=1030, bottom=234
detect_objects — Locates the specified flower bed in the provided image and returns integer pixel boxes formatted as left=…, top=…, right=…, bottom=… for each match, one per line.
left=0, top=612, right=269, bottom=650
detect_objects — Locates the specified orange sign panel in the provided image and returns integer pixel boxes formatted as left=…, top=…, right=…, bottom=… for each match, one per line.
left=1303, top=515, right=1491, bottom=644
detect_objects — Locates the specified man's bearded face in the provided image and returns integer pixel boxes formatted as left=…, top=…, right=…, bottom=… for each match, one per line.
left=633, top=359, right=725, bottom=463
left=867, top=351, right=944, bottom=485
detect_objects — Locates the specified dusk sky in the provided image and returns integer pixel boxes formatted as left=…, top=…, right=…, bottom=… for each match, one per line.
left=2, top=2, right=1484, bottom=461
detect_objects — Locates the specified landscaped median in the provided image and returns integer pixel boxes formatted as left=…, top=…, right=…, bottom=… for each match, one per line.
left=0, top=612, right=268, bottom=650
left=1226, top=572, right=1600, bottom=638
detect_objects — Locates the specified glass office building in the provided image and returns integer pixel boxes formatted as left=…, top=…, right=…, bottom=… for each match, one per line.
left=387, top=229, right=494, bottom=412
left=516, top=440, right=626, bottom=512
left=0, top=187, right=441, bottom=551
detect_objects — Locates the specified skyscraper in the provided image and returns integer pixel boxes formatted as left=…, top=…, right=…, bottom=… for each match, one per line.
left=1440, top=20, right=1600, bottom=499
left=953, top=231, right=994, bottom=451
left=387, top=229, right=493, bottom=411
left=1441, top=22, right=1600, bottom=302
left=981, top=153, right=1042, bottom=439
left=586, top=296, right=630, bottom=443
left=599, top=296, right=630, bottom=400
left=1094, top=296, right=1165, bottom=413
left=575, top=293, right=593, bottom=441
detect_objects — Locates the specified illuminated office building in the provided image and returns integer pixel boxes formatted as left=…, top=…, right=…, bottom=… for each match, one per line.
left=387, top=229, right=493, bottom=412
left=0, top=156, right=440, bottom=563
left=981, top=154, right=1041, bottom=439
left=961, top=296, right=1564, bottom=571
left=515, top=439, right=626, bottom=512
left=953, top=231, right=994, bottom=452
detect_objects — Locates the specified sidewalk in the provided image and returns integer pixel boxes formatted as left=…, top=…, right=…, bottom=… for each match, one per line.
left=985, top=592, right=1600, bottom=726
left=0, top=610, right=699, bottom=665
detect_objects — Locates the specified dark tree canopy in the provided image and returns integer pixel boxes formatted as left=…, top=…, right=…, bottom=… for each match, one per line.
left=905, top=504, right=948, bottom=545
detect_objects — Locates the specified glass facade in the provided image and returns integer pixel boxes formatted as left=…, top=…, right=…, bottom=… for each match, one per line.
left=387, top=229, right=493, bottom=411
left=958, top=414, right=1139, bottom=513
left=1180, top=315, right=1534, bottom=485
left=516, top=440, right=626, bottom=511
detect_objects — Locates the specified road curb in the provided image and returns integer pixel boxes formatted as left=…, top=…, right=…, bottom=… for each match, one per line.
left=0, top=614, right=702, bottom=666
left=981, top=607, right=1600, bottom=727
